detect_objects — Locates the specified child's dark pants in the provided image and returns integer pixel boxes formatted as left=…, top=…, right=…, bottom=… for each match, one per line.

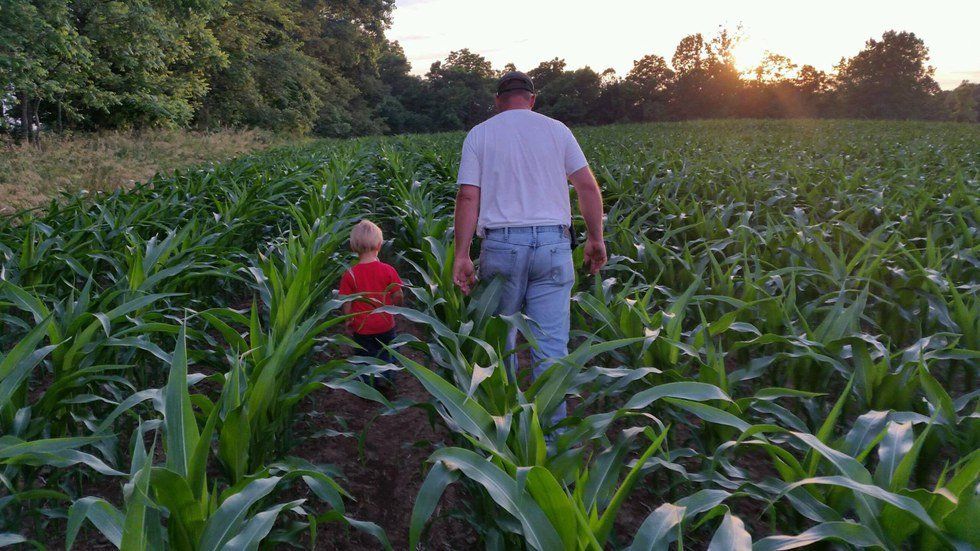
left=353, top=329, right=396, bottom=382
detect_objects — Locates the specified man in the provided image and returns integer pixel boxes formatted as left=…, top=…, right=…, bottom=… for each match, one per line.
left=452, top=71, right=607, bottom=425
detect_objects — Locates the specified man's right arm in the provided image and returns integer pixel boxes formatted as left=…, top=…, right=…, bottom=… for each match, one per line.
left=568, top=166, right=607, bottom=274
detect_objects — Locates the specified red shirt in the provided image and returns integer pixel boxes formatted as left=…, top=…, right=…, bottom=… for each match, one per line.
left=338, top=261, right=402, bottom=335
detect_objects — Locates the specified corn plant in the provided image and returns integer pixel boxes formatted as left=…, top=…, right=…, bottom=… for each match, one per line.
left=1, top=120, right=977, bottom=549
left=65, top=326, right=390, bottom=549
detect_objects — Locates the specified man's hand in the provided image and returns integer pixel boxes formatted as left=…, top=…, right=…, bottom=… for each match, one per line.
left=582, top=237, right=607, bottom=275
left=453, top=255, right=477, bottom=295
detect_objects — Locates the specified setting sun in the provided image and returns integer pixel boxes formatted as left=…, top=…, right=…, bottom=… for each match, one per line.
left=731, top=35, right=769, bottom=75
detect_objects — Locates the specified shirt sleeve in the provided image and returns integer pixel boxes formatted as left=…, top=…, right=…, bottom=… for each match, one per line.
left=338, top=270, right=354, bottom=296
left=562, top=125, right=589, bottom=176
left=457, top=130, right=481, bottom=187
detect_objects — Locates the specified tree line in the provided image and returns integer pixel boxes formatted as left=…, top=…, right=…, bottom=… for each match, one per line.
left=2, top=0, right=977, bottom=143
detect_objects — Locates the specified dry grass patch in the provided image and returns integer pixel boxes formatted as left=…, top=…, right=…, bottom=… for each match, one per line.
left=0, top=128, right=300, bottom=214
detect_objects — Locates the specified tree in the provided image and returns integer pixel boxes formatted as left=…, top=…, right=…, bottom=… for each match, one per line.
left=425, top=49, right=495, bottom=130
left=376, top=40, right=433, bottom=134
left=671, top=34, right=707, bottom=76
left=68, top=0, right=226, bottom=129
left=668, top=28, right=743, bottom=119
left=754, top=52, right=797, bottom=82
left=626, top=54, right=673, bottom=121
left=296, top=0, right=396, bottom=136
left=248, top=47, right=331, bottom=134
left=943, top=81, right=979, bottom=122
left=526, top=59, right=612, bottom=126
left=668, top=34, right=708, bottom=119
left=527, top=58, right=567, bottom=92
left=1, top=7, right=960, bottom=139
left=797, top=65, right=830, bottom=96
left=532, top=66, right=604, bottom=125
left=794, top=64, right=831, bottom=117
left=702, top=27, right=744, bottom=117
left=835, top=30, right=941, bottom=119
left=741, top=52, right=807, bottom=118
left=197, top=0, right=301, bottom=129
left=706, top=26, right=740, bottom=69
left=438, top=48, right=494, bottom=79
left=593, top=69, right=634, bottom=124
left=0, top=0, right=96, bottom=141
left=196, top=0, right=398, bottom=136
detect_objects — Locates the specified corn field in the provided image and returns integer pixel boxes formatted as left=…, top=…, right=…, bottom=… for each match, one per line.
left=1, top=120, right=977, bottom=550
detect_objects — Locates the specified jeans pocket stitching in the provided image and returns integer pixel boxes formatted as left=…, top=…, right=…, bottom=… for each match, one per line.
left=480, top=247, right=517, bottom=280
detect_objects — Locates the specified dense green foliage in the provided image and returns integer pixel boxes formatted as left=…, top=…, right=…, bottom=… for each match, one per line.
left=1, top=0, right=397, bottom=139
left=1, top=120, right=978, bottom=549
left=2, top=0, right=976, bottom=142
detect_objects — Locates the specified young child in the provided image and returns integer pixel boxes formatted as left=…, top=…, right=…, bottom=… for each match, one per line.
left=338, top=220, right=403, bottom=381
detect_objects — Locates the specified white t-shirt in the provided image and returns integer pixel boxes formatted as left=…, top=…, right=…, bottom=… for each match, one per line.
left=457, top=109, right=589, bottom=236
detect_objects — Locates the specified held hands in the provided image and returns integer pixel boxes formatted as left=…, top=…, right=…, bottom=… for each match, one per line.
left=453, top=255, right=477, bottom=295
left=583, top=237, right=607, bottom=275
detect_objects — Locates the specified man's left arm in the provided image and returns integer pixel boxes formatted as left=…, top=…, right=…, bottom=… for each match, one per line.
left=453, top=184, right=481, bottom=294
left=568, top=166, right=607, bottom=274
left=453, top=131, right=482, bottom=295
left=562, top=125, right=606, bottom=275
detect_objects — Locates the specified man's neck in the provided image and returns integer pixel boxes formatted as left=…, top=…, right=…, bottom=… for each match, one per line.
left=498, top=105, right=532, bottom=113
left=357, top=252, right=380, bottom=263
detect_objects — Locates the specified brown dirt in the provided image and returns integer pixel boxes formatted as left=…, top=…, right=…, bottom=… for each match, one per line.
left=293, top=372, right=477, bottom=550
left=290, top=318, right=478, bottom=550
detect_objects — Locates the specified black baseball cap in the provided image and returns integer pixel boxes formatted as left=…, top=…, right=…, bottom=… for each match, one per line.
left=497, top=71, right=535, bottom=95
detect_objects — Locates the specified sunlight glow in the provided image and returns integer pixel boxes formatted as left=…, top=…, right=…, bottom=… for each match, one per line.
left=731, top=36, right=768, bottom=75
left=390, top=0, right=980, bottom=89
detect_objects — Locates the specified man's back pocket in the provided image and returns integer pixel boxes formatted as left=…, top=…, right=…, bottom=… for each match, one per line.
left=479, top=243, right=517, bottom=281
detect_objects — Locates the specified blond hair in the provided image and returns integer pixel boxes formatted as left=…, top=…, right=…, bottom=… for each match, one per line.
left=349, top=219, right=384, bottom=253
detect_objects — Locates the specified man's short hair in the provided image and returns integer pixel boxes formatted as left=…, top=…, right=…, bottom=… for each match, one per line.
left=497, top=89, right=533, bottom=102
left=350, top=219, right=384, bottom=253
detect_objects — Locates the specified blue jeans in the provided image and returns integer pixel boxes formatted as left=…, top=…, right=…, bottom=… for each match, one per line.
left=480, top=225, right=574, bottom=425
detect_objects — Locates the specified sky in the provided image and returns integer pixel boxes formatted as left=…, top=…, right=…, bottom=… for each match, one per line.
left=389, top=0, right=979, bottom=89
